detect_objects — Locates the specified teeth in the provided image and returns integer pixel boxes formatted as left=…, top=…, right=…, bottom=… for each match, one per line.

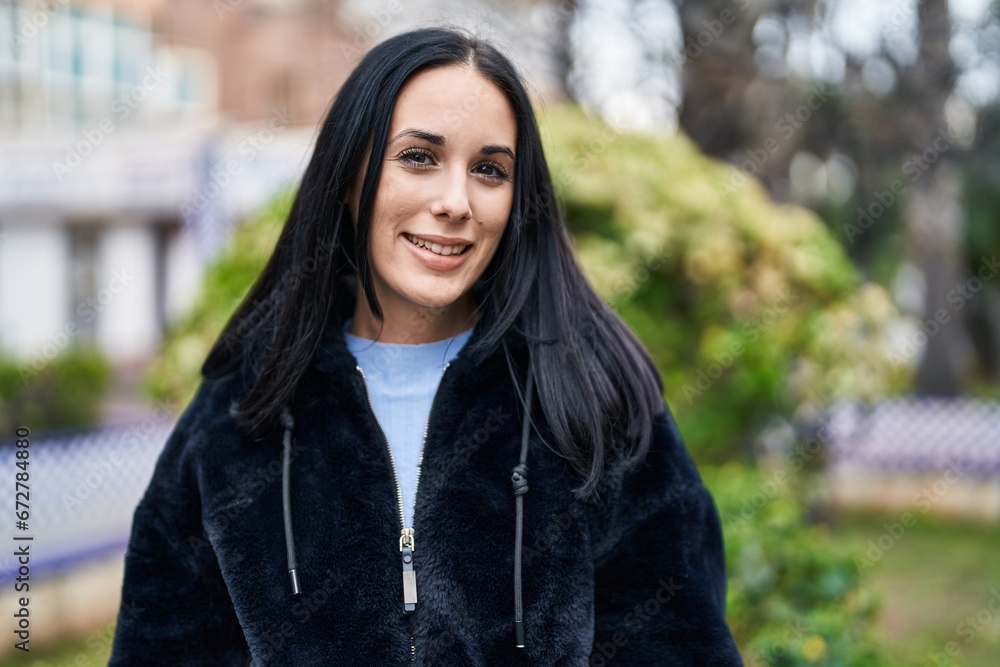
left=405, top=233, right=469, bottom=256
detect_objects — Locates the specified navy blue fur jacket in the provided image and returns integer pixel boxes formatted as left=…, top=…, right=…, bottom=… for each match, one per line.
left=108, top=294, right=744, bottom=666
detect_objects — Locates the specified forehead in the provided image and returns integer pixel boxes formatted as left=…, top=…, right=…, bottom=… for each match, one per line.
left=389, top=65, right=517, bottom=145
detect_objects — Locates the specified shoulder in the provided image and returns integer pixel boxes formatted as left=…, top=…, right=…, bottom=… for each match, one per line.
left=601, top=400, right=703, bottom=499
left=143, top=369, right=251, bottom=505
left=586, top=399, right=712, bottom=559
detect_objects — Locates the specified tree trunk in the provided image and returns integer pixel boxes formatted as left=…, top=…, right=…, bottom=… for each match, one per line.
left=901, top=0, right=972, bottom=394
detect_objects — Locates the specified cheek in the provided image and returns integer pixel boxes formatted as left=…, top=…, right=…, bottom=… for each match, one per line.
left=370, top=185, right=409, bottom=239
left=476, top=189, right=514, bottom=233
left=480, top=219, right=507, bottom=267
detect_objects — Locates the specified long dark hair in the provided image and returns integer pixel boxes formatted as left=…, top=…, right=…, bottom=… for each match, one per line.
left=202, top=25, right=665, bottom=501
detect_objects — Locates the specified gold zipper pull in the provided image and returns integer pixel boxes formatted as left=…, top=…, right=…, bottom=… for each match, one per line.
left=400, top=527, right=417, bottom=613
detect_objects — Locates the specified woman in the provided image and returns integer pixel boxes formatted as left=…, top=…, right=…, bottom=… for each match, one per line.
left=109, top=26, right=743, bottom=666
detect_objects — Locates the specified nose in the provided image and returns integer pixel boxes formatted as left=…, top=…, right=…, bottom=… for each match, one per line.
left=430, top=165, right=472, bottom=222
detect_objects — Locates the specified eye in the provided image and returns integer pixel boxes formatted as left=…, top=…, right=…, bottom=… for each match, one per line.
left=473, top=160, right=511, bottom=183
left=396, top=148, right=436, bottom=169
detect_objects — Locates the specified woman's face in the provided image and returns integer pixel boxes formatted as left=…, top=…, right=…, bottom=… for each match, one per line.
left=346, top=64, right=517, bottom=329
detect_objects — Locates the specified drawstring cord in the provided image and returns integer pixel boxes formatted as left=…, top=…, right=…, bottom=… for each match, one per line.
left=280, top=407, right=301, bottom=596
left=277, top=346, right=535, bottom=649
left=511, top=368, right=533, bottom=649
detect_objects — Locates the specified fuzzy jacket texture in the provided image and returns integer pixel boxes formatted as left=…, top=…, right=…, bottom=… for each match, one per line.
left=109, top=293, right=744, bottom=666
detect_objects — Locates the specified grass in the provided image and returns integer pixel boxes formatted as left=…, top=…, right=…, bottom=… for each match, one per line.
left=0, top=635, right=111, bottom=667
left=0, top=592, right=116, bottom=667
left=829, top=510, right=1000, bottom=666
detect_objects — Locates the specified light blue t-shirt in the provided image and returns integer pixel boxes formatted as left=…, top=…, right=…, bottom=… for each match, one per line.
left=343, top=317, right=475, bottom=530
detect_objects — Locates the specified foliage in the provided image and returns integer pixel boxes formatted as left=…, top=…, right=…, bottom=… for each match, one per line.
left=0, top=345, right=112, bottom=434
left=702, top=463, right=888, bottom=666
left=143, top=189, right=293, bottom=408
left=538, top=104, right=911, bottom=462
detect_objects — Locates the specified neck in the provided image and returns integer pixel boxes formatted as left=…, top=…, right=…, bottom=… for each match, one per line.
left=347, top=284, right=480, bottom=344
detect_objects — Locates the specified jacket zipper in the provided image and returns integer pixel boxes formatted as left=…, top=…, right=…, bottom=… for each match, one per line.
left=355, top=361, right=452, bottom=662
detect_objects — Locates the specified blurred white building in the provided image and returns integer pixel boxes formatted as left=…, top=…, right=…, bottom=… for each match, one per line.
left=0, top=0, right=335, bottom=369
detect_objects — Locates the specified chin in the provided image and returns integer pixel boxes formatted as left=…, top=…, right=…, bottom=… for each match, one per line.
left=401, top=284, right=466, bottom=310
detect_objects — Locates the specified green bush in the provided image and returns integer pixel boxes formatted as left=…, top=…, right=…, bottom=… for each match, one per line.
left=143, top=189, right=292, bottom=408
left=703, top=463, right=887, bottom=665
left=0, top=345, right=112, bottom=434
left=539, top=105, right=910, bottom=462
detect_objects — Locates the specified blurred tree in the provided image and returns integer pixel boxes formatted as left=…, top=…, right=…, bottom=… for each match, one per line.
left=898, top=0, right=969, bottom=393
left=551, top=0, right=579, bottom=101
left=676, top=0, right=803, bottom=199
left=964, top=103, right=1000, bottom=385
left=556, top=0, right=1000, bottom=393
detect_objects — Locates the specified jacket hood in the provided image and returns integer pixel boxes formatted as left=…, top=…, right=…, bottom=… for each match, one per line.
left=279, top=278, right=538, bottom=649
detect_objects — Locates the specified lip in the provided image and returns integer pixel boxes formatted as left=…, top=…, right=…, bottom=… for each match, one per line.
left=402, top=233, right=473, bottom=271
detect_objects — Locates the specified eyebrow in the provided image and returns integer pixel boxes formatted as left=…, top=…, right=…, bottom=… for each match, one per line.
left=389, top=128, right=515, bottom=161
left=392, top=128, right=443, bottom=146
left=481, top=144, right=516, bottom=160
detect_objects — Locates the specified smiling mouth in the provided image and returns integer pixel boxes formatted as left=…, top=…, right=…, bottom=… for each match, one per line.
left=403, top=233, right=471, bottom=256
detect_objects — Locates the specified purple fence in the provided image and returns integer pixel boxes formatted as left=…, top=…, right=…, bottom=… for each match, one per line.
left=0, top=413, right=174, bottom=582
left=824, top=397, right=1000, bottom=478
